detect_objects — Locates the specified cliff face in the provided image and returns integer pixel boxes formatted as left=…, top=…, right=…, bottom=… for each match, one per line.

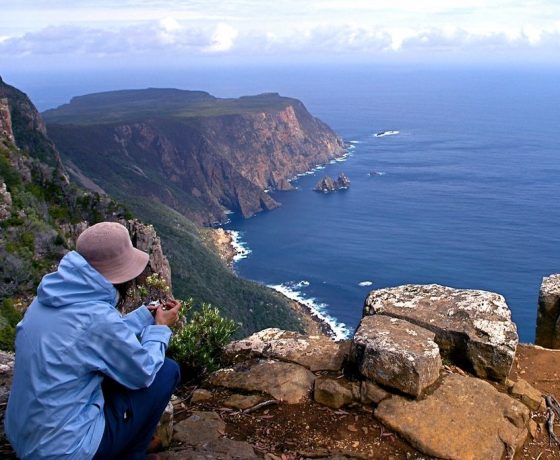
left=1, top=81, right=304, bottom=340
left=44, top=89, right=345, bottom=225
left=0, top=78, right=132, bottom=303
left=0, top=98, right=15, bottom=145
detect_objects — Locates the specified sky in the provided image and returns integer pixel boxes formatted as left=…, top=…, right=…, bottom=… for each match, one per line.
left=0, top=0, right=559, bottom=69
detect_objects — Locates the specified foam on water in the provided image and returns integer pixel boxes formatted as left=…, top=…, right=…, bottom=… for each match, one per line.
left=268, top=282, right=350, bottom=340
left=229, top=230, right=252, bottom=262
left=358, top=281, right=373, bottom=287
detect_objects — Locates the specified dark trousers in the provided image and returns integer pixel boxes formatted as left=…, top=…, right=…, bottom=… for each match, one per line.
left=93, top=358, right=180, bottom=460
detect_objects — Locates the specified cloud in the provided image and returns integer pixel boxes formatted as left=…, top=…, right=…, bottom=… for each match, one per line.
left=205, top=23, right=238, bottom=53
left=0, top=21, right=238, bottom=56
left=1, top=20, right=558, bottom=60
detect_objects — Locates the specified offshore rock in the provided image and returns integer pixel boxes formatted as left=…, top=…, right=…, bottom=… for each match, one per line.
left=535, top=274, right=560, bottom=348
left=364, top=284, right=518, bottom=381
left=208, top=359, right=315, bottom=404
left=352, top=315, right=441, bottom=397
left=224, top=328, right=350, bottom=372
left=313, top=173, right=351, bottom=193
left=375, top=374, right=530, bottom=460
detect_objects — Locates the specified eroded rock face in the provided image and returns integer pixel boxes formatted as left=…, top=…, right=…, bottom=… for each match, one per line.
left=536, top=274, right=560, bottom=349
left=224, top=328, right=350, bottom=372
left=0, top=182, right=12, bottom=222
left=364, top=284, right=518, bottom=381
left=123, top=219, right=172, bottom=289
left=208, top=360, right=315, bottom=404
left=0, top=98, right=15, bottom=144
left=352, top=315, right=441, bottom=397
left=375, top=373, right=530, bottom=460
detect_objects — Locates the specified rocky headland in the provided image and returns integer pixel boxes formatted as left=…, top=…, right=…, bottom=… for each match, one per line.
left=43, top=89, right=346, bottom=226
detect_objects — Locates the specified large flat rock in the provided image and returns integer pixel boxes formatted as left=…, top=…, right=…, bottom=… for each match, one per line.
left=536, top=274, right=560, bottom=348
left=224, top=328, right=350, bottom=372
left=352, top=315, right=441, bottom=397
left=364, top=284, right=518, bottom=381
left=375, top=374, right=530, bottom=460
left=207, top=360, right=315, bottom=404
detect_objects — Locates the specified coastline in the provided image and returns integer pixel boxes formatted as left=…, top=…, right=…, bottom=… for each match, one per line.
left=206, top=227, right=341, bottom=339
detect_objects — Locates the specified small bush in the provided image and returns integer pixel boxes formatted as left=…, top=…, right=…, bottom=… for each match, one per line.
left=168, top=303, right=238, bottom=379
left=0, top=298, right=23, bottom=352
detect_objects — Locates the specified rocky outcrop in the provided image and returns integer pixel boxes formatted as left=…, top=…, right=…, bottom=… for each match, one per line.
left=0, top=98, right=15, bottom=144
left=224, top=328, right=350, bottom=372
left=208, top=360, right=316, bottom=404
left=535, top=274, right=560, bottom=348
left=363, top=284, right=518, bottom=381
left=0, top=182, right=12, bottom=222
left=44, top=89, right=346, bottom=225
left=375, top=374, right=531, bottom=460
left=352, top=315, right=442, bottom=397
left=313, top=173, right=351, bottom=193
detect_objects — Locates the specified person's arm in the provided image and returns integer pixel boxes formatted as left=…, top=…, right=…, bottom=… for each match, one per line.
left=122, top=305, right=154, bottom=335
left=80, top=305, right=177, bottom=389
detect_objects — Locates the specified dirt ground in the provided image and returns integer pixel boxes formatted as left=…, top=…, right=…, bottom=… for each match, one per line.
left=2, top=344, right=560, bottom=459
left=171, top=344, right=560, bottom=460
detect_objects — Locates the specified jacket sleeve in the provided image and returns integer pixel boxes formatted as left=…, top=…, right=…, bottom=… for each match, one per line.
left=122, top=305, right=154, bottom=335
left=81, top=307, right=172, bottom=389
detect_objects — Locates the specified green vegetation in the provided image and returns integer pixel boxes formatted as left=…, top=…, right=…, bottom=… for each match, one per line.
left=42, top=89, right=293, bottom=125
left=169, top=304, right=238, bottom=379
left=124, top=197, right=304, bottom=338
left=0, top=298, right=22, bottom=351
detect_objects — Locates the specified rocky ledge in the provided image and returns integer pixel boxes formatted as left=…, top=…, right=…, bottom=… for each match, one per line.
left=536, top=274, right=560, bottom=348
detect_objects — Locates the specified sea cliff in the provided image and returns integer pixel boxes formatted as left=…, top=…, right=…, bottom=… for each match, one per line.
left=44, top=89, right=346, bottom=225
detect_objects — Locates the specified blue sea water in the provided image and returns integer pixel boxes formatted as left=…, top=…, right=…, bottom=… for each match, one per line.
left=7, top=64, right=560, bottom=342
left=221, top=66, right=560, bottom=343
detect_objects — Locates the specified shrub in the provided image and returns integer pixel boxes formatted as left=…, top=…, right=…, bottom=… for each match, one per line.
left=0, top=298, right=23, bottom=352
left=168, top=303, right=238, bottom=379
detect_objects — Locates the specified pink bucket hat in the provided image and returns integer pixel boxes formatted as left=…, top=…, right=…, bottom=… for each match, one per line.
left=76, top=222, right=150, bottom=284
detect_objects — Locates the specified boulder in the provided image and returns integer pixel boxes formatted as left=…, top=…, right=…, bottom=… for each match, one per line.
left=360, top=381, right=391, bottom=405
left=223, top=394, right=264, bottom=410
left=191, top=389, right=213, bottom=404
left=535, top=274, right=560, bottom=348
left=160, top=438, right=259, bottom=459
left=363, top=284, right=518, bottom=381
left=314, top=377, right=353, bottom=409
left=208, top=360, right=315, bottom=404
left=376, top=374, right=530, bottom=460
left=510, top=378, right=546, bottom=411
left=155, top=401, right=174, bottom=448
left=224, top=328, right=349, bottom=371
left=351, top=315, right=441, bottom=397
left=173, top=411, right=226, bottom=445
left=142, top=408, right=262, bottom=459
left=336, top=172, right=350, bottom=189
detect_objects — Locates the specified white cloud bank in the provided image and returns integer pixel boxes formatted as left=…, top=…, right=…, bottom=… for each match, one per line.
left=1, top=1, right=560, bottom=63
left=1, top=21, right=558, bottom=60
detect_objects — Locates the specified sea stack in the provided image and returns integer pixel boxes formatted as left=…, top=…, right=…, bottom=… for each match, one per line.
left=314, top=173, right=351, bottom=193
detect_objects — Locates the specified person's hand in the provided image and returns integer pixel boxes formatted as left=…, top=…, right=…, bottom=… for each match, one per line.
left=154, top=299, right=181, bottom=326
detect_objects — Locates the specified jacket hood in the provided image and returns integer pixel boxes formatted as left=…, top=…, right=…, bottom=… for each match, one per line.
left=37, top=251, right=117, bottom=308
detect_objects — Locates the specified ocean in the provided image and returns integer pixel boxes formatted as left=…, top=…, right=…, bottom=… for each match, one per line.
left=8, top=64, right=560, bottom=342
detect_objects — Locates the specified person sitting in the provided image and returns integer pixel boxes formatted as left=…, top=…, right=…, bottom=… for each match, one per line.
left=5, top=221, right=182, bottom=460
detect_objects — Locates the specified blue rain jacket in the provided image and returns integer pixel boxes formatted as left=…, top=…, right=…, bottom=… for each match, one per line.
left=4, top=251, right=172, bottom=460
